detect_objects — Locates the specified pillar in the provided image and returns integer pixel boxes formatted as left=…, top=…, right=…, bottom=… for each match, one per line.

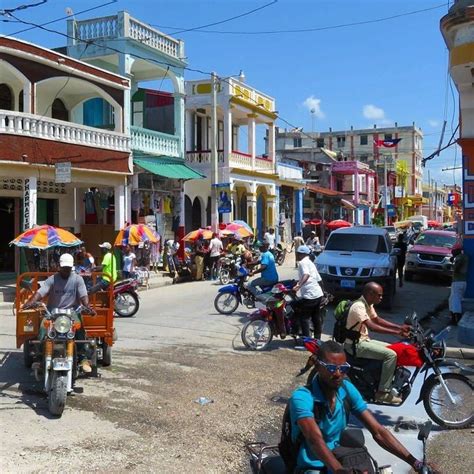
left=247, top=193, right=257, bottom=232
left=353, top=168, right=360, bottom=225
left=248, top=114, right=256, bottom=169
left=177, top=181, right=185, bottom=258
left=22, top=82, right=32, bottom=114
left=223, top=104, right=233, bottom=183
left=185, top=109, right=194, bottom=152
left=114, top=184, right=125, bottom=231
left=118, top=54, right=134, bottom=134
left=267, top=193, right=278, bottom=237
left=295, top=189, right=303, bottom=235
left=268, top=122, right=276, bottom=173
left=174, top=92, right=185, bottom=157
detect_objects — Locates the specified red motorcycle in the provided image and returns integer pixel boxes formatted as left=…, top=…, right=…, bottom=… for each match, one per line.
left=114, top=277, right=140, bottom=317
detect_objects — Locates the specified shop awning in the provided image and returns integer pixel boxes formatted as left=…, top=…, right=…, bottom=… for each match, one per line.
left=134, top=155, right=205, bottom=180
left=341, top=198, right=356, bottom=210
left=307, top=184, right=343, bottom=197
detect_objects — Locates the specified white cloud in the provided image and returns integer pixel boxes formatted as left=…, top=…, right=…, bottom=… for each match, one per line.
left=428, top=119, right=440, bottom=128
left=363, top=104, right=385, bottom=120
left=303, top=95, right=325, bottom=119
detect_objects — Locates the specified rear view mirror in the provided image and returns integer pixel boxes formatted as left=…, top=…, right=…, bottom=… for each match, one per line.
left=417, top=421, right=432, bottom=441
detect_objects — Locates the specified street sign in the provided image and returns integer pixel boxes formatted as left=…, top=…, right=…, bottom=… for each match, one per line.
left=213, top=183, right=231, bottom=213
left=55, top=162, right=71, bottom=183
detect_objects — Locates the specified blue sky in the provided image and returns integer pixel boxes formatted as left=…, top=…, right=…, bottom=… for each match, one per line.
left=0, top=0, right=461, bottom=186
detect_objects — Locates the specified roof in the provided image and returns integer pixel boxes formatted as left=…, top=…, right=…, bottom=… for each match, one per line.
left=306, top=184, right=343, bottom=197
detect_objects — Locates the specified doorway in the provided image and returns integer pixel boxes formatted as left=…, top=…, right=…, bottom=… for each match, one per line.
left=0, top=198, right=15, bottom=272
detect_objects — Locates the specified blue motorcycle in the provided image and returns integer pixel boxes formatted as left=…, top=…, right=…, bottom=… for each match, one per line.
left=214, top=267, right=295, bottom=315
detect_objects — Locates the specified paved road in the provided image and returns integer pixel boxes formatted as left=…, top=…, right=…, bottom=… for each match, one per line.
left=0, top=262, right=453, bottom=472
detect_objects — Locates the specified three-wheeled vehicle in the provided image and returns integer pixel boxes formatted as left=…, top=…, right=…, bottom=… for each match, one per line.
left=16, top=272, right=115, bottom=417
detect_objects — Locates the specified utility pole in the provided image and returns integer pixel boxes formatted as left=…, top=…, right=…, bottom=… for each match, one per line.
left=210, top=72, right=219, bottom=232
left=428, top=170, right=432, bottom=220
left=383, top=155, right=389, bottom=226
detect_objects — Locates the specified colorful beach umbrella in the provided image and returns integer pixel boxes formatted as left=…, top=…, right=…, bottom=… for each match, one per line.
left=10, top=225, right=83, bottom=249
left=326, top=219, right=352, bottom=230
left=115, top=224, right=160, bottom=247
left=183, top=229, right=213, bottom=242
left=230, top=220, right=253, bottom=233
left=224, top=221, right=254, bottom=238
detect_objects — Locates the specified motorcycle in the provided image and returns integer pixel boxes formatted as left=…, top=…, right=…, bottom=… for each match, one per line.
left=218, top=254, right=242, bottom=285
left=114, top=277, right=140, bottom=317
left=167, top=253, right=193, bottom=284
left=213, top=266, right=295, bottom=315
left=272, top=243, right=287, bottom=266
left=25, top=303, right=97, bottom=417
left=300, top=312, right=473, bottom=429
left=246, top=421, right=435, bottom=473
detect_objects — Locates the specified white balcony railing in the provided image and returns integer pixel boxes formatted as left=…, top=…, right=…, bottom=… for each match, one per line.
left=71, top=12, right=184, bottom=60
left=186, top=150, right=224, bottom=164
left=131, top=126, right=180, bottom=157
left=0, top=110, right=130, bottom=152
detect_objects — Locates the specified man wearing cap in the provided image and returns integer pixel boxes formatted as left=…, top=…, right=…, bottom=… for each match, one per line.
left=89, top=242, right=118, bottom=294
left=293, top=245, right=324, bottom=339
left=248, top=242, right=279, bottom=297
left=23, top=253, right=93, bottom=373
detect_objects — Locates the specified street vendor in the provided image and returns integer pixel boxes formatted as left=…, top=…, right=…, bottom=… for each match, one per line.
left=89, top=242, right=117, bottom=294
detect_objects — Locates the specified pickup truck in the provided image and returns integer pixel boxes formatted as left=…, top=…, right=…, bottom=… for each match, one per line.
left=316, top=226, right=399, bottom=309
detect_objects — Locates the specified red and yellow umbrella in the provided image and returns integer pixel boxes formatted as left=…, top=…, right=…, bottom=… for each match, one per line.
left=223, top=221, right=254, bottom=238
left=114, top=224, right=160, bottom=247
left=183, top=229, right=213, bottom=242
left=10, top=225, right=82, bottom=249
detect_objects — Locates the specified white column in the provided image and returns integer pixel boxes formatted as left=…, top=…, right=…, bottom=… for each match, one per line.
left=185, top=109, right=194, bottom=152
left=223, top=104, right=232, bottom=183
left=126, top=181, right=132, bottom=224
left=22, top=83, right=32, bottom=113
left=268, top=122, right=276, bottom=173
left=248, top=115, right=256, bottom=170
left=174, top=92, right=185, bottom=158
left=118, top=54, right=134, bottom=134
left=114, top=185, right=126, bottom=231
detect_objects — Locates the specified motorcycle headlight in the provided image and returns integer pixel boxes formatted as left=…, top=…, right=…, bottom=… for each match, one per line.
left=372, top=267, right=389, bottom=277
left=431, top=341, right=446, bottom=360
left=317, top=264, right=329, bottom=274
left=54, top=315, right=72, bottom=334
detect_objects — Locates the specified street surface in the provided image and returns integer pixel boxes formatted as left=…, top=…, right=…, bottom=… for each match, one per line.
left=0, top=259, right=469, bottom=473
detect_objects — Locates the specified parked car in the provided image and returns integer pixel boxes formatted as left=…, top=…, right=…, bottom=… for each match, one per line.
left=382, top=225, right=397, bottom=242
left=316, top=227, right=398, bottom=309
left=405, top=230, right=457, bottom=281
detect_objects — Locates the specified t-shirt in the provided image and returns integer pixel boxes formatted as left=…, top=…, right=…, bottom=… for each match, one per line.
left=37, top=273, right=87, bottom=310
left=298, top=256, right=323, bottom=300
left=263, top=232, right=276, bottom=249
left=345, top=296, right=377, bottom=343
left=209, top=238, right=223, bottom=257
left=290, top=377, right=367, bottom=470
left=260, top=250, right=278, bottom=282
left=102, top=252, right=118, bottom=283
left=453, top=253, right=469, bottom=282
left=122, top=253, right=136, bottom=273
left=293, top=236, right=304, bottom=249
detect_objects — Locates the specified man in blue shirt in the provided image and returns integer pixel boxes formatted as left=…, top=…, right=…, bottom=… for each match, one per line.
left=290, top=341, right=433, bottom=473
left=248, top=242, right=279, bottom=296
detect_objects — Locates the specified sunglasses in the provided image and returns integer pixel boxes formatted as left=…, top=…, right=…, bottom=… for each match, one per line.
left=318, top=360, right=351, bottom=374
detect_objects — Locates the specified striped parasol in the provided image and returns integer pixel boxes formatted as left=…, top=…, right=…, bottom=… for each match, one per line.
left=114, top=224, right=160, bottom=247
left=183, top=229, right=214, bottom=242
left=10, top=225, right=83, bottom=249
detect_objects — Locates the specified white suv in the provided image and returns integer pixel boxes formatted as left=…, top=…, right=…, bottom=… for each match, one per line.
left=316, top=226, right=399, bottom=309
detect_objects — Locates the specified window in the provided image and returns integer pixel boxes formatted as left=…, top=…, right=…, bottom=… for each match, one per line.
left=316, top=138, right=325, bottom=148
left=360, top=135, right=368, bottom=145
left=325, top=234, right=387, bottom=253
left=293, top=137, right=302, bottom=148
left=384, top=133, right=392, bottom=141
left=336, top=136, right=345, bottom=147
left=18, top=91, right=24, bottom=112
left=51, top=98, right=68, bottom=121
left=0, top=84, right=13, bottom=111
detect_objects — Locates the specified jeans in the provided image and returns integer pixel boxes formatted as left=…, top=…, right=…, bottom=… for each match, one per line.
left=195, top=255, right=205, bottom=280
left=248, top=277, right=278, bottom=296
left=88, top=278, right=110, bottom=294
left=449, top=281, right=466, bottom=315
left=294, top=297, right=323, bottom=338
left=345, top=339, right=397, bottom=392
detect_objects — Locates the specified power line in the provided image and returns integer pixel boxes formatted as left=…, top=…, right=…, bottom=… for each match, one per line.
left=151, top=0, right=277, bottom=35
left=155, top=3, right=446, bottom=36
left=0, top=0, right=47, bottom=16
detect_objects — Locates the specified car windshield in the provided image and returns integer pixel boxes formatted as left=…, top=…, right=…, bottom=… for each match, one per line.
left=414, top=233, right=456, bottom=248
left=325, top=234, right=387, bottom=253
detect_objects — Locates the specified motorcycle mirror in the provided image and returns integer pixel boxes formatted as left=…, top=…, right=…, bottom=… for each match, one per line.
left=339, top=428, right=365, bottom=448
left=417, top=421, right=432, bottom=441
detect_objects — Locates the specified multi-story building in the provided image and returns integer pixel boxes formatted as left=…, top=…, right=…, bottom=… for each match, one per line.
left=0, top=36, right=131, bottom=273
left=421, top=183, right=448, bottom=223
left=184, top=76, right=303, bottom=240
left=66, top=11, right=202, bottom=243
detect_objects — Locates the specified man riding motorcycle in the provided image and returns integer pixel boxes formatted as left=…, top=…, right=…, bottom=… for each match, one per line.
left=22, top=253, right=94, bottom=373
left=289, top=340, right=438, bottom=473
left=344, top=282, right=411, bottom=404
left=248, top=242, right=279, bottom=297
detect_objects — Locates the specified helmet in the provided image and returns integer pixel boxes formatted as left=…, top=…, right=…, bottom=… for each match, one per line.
left=296, top=245, right=311, bottom=255
left=271, top=283, right=287, bottom=294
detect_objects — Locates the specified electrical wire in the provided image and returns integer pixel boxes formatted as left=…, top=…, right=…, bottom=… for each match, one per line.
left=156, top=3, right=446, bottom=36
left=151, top=0, right=277, bottom=35
left=0, top=0, right=47, bottom=16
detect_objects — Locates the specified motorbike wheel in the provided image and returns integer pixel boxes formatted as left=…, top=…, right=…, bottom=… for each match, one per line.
left=277, top=250, right=286, bottom=266
left=115, top=291, right=139, bottom=317
left=241, top=318, right=273, bottom=350
left=214, top=292, right=239, bottom=315
left=23, top=339, right=34, bottom=368
left=219, top=268, right=231, bottom=285
left=48, top=372, right=68, bottom=417
left=102, top=343, right=112, bottom=367
left=423, top=372, right=473, bottom=429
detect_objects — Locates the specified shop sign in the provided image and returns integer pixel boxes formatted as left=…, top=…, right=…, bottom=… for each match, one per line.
left=24, top=178, right=31, bottom=230
left=394, top=186, right=403, bottom=198
left=55, top=162, right=71, bottom=183
left=214, top=183, right=231, bottom=213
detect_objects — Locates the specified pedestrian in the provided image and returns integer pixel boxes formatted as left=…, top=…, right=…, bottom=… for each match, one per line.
left=248, top=242, right=279, bottom=296
left=293, top=245, right=324, bottom=340
left=393, top=233, right=407, bottom=287
left=209, top=232, right=223, bottom=280
left=77, top=246, right=95, bottom=271
left=291, top=232, right=305, bottom=268
left=122, top=244, right=137, bottom=279
left=89, top=242, right=118, bottom=293
left=263, top=227, right=276, bottom=250
left=194, top=234, right=207, bottom=281
left=449, top=242, right=469, bottom=325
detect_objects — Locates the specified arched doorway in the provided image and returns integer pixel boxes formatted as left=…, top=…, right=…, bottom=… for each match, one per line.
left=52, top=98, right=69, bottom=121
left=192, top=197, right=202, bottom=229
left=0, top=84, right=13, bottom=110
left=256, top=188, right=267, bottom=240
left=184, top=195, right=192, bottom=234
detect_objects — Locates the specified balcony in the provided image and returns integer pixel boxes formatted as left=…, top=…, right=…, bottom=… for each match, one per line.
left=131, top=126, right=180, bottom=157
left=0, top=110, right=130, bottom=152
left=185, top=150, right=274, bottom=173
left=186, top=150, right=224, bottom=164
left=70, top=12, right=184, bottom=61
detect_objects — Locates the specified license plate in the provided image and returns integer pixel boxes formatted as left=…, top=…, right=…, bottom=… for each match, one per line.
left=340, top=279, right=356, bottom=289
left=52, top=358, right=71, bottom=370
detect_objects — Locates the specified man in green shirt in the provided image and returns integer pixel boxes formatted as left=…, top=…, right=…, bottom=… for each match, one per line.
left=89, top=242, right=117, bottom=293
left=449, top=242, right=469, bottom=325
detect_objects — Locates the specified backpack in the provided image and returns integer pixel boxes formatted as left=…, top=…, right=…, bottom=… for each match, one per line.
left=278, top=385, right=351, bottom=473
left=332, top=299, right=360, bottom=344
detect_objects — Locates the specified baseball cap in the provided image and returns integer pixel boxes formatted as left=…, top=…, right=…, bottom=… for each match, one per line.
left=59, top=253, right=74, bottom=268
left=296, top=245, right=311, bottom=255
left=99, top=242, right=112, bottom=250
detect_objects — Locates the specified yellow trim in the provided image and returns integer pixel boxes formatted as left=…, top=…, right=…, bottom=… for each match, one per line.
left=196, top=83, right=212, bottom=94
left=247, top=113, right=259, bottom=118
left=277, top=178, right=305, bottom=189
left=230, top=96, right=278, bottom=120
left=450, top=42, right=474, bottom=66
left=230, top=168, right=279, bottom=180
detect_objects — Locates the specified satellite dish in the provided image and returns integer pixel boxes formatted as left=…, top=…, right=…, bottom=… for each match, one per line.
left=65, top=7, right=74, bottom=16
